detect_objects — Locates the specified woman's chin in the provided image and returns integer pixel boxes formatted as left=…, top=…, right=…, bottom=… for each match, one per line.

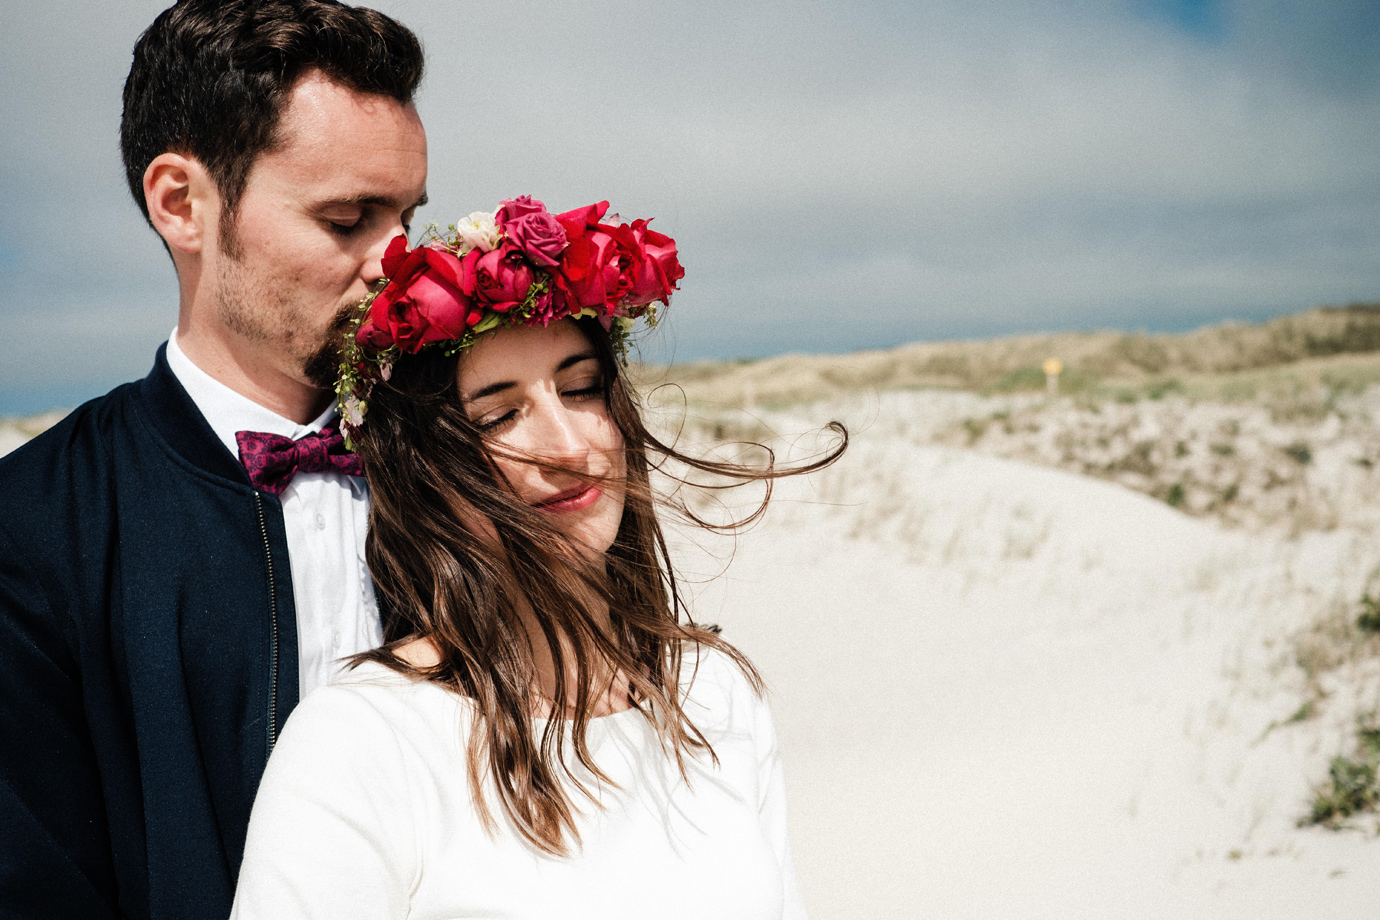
left=562, top=499, right=625, bottom=559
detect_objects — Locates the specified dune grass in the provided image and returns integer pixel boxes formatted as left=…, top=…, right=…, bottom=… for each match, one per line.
left=644, top=302, right=1380, bottom=409
left=1303, top=712, right=1380, bottom=830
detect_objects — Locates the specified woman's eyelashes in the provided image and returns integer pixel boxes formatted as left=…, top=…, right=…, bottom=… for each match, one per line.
left=561, top=378, right=604, bottom=401
left=475, top=409, right=517, bottom=434
left=470, top=378, right=606, bottom=434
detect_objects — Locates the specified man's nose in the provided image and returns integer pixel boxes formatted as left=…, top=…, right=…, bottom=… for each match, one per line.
left=362, top=219, right=409, bottom=285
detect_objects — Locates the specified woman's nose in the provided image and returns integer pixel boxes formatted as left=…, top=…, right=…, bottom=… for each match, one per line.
left=528, top=398, right=590, bottom=467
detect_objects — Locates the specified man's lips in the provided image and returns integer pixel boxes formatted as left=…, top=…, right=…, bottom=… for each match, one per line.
left=533, top=483, right=602, bottom=514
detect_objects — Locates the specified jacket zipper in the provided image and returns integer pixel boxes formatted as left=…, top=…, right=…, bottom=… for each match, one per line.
left=253, top=493, right=280, bottom=754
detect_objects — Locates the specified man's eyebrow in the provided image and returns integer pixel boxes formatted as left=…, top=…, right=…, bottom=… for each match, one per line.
left=316, top=191, right=429, bottom=209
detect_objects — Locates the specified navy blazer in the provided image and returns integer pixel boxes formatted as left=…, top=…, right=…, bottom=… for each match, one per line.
left=0, top=345, right=301, bottom=920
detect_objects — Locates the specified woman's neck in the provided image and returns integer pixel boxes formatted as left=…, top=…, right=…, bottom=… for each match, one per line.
left=395, top=590, right=634, bottom=719
left=516, top=590, right=634, bottom=719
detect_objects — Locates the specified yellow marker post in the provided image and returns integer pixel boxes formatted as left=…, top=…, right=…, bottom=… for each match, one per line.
left=1043, top=357, right=1063, bottom=396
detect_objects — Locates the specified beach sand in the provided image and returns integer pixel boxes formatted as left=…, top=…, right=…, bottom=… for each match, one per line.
left=665, top=390, right=1380, bottom=919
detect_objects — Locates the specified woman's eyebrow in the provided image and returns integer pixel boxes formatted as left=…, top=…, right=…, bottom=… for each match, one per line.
left=556, top=352, right=598, bottom=373
left=464, top=352, right=598, bottom=402
left=464, top=380, right=515, bottom=402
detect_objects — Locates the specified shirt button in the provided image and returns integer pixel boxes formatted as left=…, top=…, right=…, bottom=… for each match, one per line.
left=332, top=630, right=342, bottom=649
left=315, top=513, right=326, bottom=530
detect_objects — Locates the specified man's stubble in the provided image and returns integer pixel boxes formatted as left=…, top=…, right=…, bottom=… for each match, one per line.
left=211, top=228, right=355, bottom=393
left=303, top=301, right=358, bottom=391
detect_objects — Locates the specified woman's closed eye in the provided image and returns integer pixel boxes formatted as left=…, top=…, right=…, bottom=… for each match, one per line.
left=561, top=380, right=604, bottom=401
left=474, top=408, right=517, bottom=434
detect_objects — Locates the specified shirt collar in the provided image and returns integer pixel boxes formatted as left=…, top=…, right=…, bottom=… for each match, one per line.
left=165, top=328, right=338, bottom=460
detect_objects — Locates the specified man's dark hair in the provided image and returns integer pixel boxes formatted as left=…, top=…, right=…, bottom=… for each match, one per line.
left=121, top=0, right=424, bottom=230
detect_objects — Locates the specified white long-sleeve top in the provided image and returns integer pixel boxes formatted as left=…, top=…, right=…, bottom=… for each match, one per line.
left=231, top=648, right=808, bottom=920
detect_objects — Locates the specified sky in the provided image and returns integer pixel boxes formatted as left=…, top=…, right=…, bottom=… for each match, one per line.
left=1, top=0, right=1379, bottom=414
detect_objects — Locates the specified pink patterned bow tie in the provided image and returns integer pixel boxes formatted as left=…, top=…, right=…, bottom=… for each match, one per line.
left=236, top=425, right=364, bottom=496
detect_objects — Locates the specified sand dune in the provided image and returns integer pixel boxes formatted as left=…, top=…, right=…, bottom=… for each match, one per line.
left=668, top=390, right=1380, bottom=919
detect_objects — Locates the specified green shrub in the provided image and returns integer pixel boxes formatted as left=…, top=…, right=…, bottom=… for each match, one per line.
left=1145, top=378, right=1184, bottom=399
left=1359, top=594, right=1380, bottom=633
left=1306, top=756, right=1379, bottom=827
left=1303, top=713, right=1380, bottom=828
left=988, top=366, right=1047, bottom=393
left=1282, top=441, right=1312, bottom=465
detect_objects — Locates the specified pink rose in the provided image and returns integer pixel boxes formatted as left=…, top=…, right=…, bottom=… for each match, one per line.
left=503, top=211, right=567, bottom=268
left=496, top=195, right=548, bottom=225
left=463, top=242, right=536, bottom=313
left=357, top=236, right=475, bottom=352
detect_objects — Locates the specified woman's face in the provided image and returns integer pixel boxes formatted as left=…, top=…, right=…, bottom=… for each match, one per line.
left=456, top=319, right=626, bottom=556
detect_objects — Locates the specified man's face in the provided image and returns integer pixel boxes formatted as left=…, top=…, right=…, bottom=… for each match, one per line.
left=207, top=71, right=428, bottom=399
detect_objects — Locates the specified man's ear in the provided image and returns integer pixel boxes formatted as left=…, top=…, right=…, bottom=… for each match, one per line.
left=144, top=153, right=218, bottom=255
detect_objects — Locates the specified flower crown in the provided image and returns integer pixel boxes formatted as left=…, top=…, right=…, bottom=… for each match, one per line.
left=335, top=195, right=683, bottom=442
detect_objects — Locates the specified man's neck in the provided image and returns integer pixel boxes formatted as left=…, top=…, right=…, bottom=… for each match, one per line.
left=166, top=331, right=338, bottom=460
left=175, top=328, right=331, bottom=425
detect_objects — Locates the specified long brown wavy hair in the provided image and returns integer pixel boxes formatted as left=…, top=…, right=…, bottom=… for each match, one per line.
left=351, top=316, right=845, bottom=854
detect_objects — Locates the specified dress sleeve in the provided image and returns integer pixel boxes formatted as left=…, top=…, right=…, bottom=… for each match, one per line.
left=230, top=683, right=419, bottom=920
left=752, top=687, right=809, bottom=920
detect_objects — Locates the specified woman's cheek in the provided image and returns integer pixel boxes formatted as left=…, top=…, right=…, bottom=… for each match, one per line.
left=492, top=456, right=537, bottom=503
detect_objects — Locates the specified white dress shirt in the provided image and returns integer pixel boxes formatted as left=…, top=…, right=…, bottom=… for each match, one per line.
left=165, top=330, right=382, bottom=698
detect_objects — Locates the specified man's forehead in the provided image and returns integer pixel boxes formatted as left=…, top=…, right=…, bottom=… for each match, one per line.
left=253, top=72, right=428, bottom=202
left=275, top=83, right=424, bottom=151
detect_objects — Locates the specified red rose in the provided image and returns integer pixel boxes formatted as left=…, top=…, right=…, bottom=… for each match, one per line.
left=554, top=229, right=627, bottom=314
left=554, top=201, right=609, bottom=235
left=357, top=236, right=475, bottom=352
left=620, top=219, right=684, bottom=307
left=464, top=242, right=536, bottom=313
left=553, top=201, right=630, bottom=313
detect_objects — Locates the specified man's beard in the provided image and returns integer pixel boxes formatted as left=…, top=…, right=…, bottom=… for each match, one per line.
left=213, top=217, right=362, bottom=393
left=303, top=300, right=360, bottom=390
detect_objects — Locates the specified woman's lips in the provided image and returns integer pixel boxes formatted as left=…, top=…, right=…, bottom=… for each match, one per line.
left=533, top=483, right=602, bottom=514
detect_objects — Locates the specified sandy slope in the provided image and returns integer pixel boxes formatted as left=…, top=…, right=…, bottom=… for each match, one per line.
left=668, top=393, right=1380, bottom=919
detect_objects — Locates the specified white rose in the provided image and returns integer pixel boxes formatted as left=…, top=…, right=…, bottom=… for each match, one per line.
left=342, top=395, right=365, bottom=428
left=453, top=210, right=501, bottom=253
